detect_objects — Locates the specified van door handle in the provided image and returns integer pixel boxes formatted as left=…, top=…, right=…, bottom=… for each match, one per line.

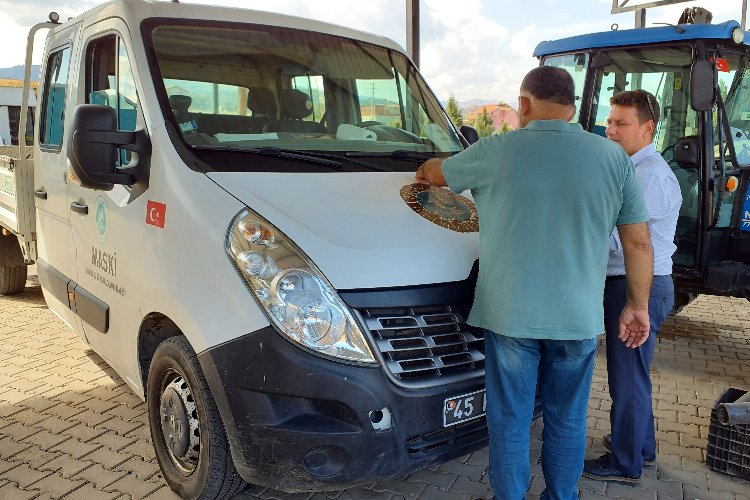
left=34, top=188, right=47, bottom=200
left=71, top=201, right=88, bottom=215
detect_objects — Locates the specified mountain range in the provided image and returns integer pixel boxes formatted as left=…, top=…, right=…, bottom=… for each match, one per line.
left=0, top=65, right=41, bottom=81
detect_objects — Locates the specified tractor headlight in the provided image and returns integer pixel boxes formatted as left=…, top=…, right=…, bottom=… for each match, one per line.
left=227, top=209, right=376, bottom=364
left=732, top=26, right=745, bottom=44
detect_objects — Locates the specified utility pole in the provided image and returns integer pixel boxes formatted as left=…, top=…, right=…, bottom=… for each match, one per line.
left=407, top=0, right=419, bottom=67
left=635, top=8, right=646, bottom=28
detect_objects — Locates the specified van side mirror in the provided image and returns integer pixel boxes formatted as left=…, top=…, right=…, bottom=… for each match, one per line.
left=460, top=125, right=479, bottom=145
left=67, top=104, right=150, bottom=191
left=690, top=59, right=716, bottom=112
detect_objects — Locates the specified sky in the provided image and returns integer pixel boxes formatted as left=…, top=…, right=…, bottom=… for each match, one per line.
left=0, top=0, right=744, bottom=105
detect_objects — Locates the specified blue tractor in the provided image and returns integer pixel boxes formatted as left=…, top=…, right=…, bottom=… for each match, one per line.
left=533, top=7, right=750, bottom=311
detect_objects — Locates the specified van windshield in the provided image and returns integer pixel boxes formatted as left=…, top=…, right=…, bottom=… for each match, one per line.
left=146, top=21, right=463, bottom=171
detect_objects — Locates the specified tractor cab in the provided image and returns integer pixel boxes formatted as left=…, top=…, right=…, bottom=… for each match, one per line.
left=536, top=18, right=750, bottom=306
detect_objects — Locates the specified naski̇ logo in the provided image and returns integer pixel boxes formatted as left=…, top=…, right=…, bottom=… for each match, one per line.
left=95, top=196, right=108, bottom=243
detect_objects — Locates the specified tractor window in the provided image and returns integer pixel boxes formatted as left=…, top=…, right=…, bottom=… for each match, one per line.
left=590, top=46, right=698, bottom=269
left=589, top=47, right=695, bottom=148
left=721, top=53, right=750, bottom=167
left=710, top=53, right=750, bottom=230
left=543, top=53, right=588, bottom=122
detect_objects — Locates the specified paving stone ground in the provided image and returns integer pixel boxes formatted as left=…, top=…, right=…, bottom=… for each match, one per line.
left=0, top=272, right=749, bottom=499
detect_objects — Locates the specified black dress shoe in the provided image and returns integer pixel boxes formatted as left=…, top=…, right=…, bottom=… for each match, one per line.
left=582, top=453, right=641, bottom=483
left=603, top=433, right=656, bottom=466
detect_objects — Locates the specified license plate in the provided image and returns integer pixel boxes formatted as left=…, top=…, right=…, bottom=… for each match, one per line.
left=443, top=389, right=486, bottom=427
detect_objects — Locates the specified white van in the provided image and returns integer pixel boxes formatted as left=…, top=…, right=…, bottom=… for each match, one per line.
left=0, top=1, right=494, bottom=497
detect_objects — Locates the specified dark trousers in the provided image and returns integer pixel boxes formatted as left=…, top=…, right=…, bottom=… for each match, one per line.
left=603, top=275, right=674, bottom=476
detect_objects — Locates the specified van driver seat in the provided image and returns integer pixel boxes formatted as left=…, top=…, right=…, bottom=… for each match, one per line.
left=247, top=87, right=277, bottom=133
left=169, top=94, right=195, bottom=131
left=266, top=89, right=327, bottom=133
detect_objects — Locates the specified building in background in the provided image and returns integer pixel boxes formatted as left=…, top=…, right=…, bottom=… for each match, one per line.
left=0, top=79, right=37, bottom=145
left=465, top=102, right=518, bottom=132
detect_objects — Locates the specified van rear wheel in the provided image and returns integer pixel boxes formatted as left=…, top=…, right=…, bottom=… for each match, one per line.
left=147, top=336, right=246, bottom=499
left=0, top=265, right=27, bottom=295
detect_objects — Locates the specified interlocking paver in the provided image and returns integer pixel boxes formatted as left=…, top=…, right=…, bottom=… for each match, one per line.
left=1, top=462, right=52, bottom=488
left=63, top=482, right=123, bottom=500
left=48, top=438, right=101, bottom=460
left=407, top=468, right=456, bottom=490
left=39, top=453, right=94, bottom=478
left=104, top=473, right=164, bottom=498
left=82, top=446, right=130, bottom=469
left=0, top=436, right=32, bottom=460
left=7, top=445, right=60, bottom=471
left=371, top=477, right=426, bottom=497
left=112, top=456, right=161, bottom=481
left=1, top=275, right=750, bottom=499
left=27, top=471, right=87, bottom=498
left=72, top=462, right=128, bottom=489
left=0, top=480, right=38, bottom=500
left=88, top=430, right=138, bottom=452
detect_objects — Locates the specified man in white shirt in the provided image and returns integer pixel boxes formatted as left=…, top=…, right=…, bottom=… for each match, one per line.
left=583, top=90, right=682, bottom=483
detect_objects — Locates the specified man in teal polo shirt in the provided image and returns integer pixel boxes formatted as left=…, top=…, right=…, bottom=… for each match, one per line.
left=416, top=66, right=653, bottom=500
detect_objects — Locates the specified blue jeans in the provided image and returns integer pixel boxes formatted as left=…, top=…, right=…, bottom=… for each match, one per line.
left=485, top=331, right=597, bottom=500
left=604, top=275, right=674, bottom=476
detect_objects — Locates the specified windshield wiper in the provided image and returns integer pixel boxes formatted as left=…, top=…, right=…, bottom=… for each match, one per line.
left=247, top=147, right=348, bottom=169
left=345, top=150, right=436, bottom=162
left=193, top=146, right=345, bottom=170
left=192, top=146, right=393, bottom=172
left=299, top=150, right=393, bottom=172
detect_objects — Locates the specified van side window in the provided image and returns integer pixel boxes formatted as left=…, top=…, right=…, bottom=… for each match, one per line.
left=86, top=34, right=139, bottom=165
left=39, top=47, right=72, bottom=148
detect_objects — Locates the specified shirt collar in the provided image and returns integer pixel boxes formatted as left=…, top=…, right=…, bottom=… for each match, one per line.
left=631, top=143, right=657, bottom=165
left=525, top=119, right=583, bottom=132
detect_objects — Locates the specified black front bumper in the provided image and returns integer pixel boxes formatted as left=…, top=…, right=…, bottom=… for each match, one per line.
left=198, top=326, right=489, bottom=492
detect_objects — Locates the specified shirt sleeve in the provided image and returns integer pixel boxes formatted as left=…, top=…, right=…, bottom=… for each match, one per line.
left=636, top=163, right=682, bottom=221
left=441, top=138, right=490, bottom=194
left=616, top=155, right=649, bottom=226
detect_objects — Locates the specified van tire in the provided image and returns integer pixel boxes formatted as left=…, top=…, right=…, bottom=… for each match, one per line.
left=147, top=336, right=246, bottom=499
left=0, top=265, right=27, bottom=295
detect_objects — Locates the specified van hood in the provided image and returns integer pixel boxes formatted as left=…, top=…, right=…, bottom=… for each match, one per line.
left=207, top=172, right=478, bottom=290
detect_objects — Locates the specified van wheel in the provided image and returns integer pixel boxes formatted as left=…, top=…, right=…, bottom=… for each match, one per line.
left=147, top=336, right=246, bottom=499
left=0, top=265, right=27, bottom=295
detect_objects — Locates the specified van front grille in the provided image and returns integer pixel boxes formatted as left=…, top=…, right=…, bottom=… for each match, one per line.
left=357, top=305, right=485, bottom=388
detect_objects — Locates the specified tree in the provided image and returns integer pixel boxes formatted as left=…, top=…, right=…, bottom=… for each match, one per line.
left=446, top=93, right=463, bottom=128
left=474, top=108, right=494, bottom=138
left=719, top=79, right=728, bottom=101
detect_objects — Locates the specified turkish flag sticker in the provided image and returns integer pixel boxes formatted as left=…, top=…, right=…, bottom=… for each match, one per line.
left=146, top=200, right=167, bottom=228
left=716, top=58, right=730, bottom=73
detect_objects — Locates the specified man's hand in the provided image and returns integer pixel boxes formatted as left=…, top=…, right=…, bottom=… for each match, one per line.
left=618, top=302, right=650, bottom=348
left=617, top=221, right=653, bottom=349
left=416, top=158, right=447, bottom=187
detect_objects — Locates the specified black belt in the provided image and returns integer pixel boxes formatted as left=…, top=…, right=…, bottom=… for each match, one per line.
left=605, top=275, right=626, bottom=281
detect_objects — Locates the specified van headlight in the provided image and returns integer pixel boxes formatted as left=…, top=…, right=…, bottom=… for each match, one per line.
left=227, top=209, right=376, bottom=364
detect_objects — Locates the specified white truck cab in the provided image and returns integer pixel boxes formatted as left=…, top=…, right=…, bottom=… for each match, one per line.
left=0, top=1, right=492, bottom=497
